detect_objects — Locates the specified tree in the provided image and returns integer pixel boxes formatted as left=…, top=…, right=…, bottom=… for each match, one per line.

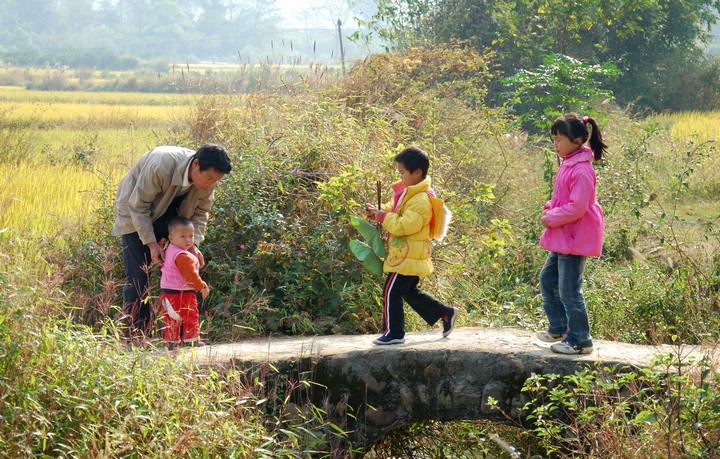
left=193, top=0, right=280, bottom=60
left=502, top=54, right=619, bottom=132
left=362, top=0, right=720, bottom=111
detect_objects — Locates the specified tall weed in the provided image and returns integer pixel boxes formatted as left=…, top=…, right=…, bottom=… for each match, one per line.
left=0, top=257, right=354, bottom=458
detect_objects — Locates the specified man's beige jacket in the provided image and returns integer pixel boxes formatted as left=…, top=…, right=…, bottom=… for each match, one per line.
left=111, top=146, right=214, bottom=245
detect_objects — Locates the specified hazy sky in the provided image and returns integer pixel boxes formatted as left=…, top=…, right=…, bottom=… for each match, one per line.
left=274, top=0, right=361, bottom=29
left=275, top=0, right=310, bottom=28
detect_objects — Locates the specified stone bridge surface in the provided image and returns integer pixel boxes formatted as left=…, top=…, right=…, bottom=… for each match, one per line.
left=183, top=327, right=715, bottom=454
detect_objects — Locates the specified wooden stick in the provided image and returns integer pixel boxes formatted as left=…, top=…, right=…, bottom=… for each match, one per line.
left=376, top=180, right=382, bottom=232
left=376, top=180, right=381, bottom=210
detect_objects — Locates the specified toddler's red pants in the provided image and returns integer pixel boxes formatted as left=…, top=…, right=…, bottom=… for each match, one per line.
left=160, top=291, right=200, bottom=343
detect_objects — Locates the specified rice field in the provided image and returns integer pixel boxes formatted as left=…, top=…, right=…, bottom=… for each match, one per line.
left=0, top=162, right=115, bottom=248
left=0, top=86, right=188, bottom=241
left=648, top=110, right=720, bottom=143
left=0, top=86, right=193, bottom=129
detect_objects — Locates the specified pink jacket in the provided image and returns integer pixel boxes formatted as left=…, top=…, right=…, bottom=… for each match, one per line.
left=539, top=146, right=604, bottom=257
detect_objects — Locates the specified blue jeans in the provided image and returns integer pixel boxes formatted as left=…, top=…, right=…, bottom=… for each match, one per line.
left=539, top=252, right=592, bottom=346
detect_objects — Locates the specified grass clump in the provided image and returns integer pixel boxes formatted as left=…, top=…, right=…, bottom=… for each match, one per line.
left=515, top=352, right=720, bottom=458
left=0, top=260, right=355, bottom=458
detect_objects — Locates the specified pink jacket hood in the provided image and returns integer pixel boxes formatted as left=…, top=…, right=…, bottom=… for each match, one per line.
left=539, top=146, right=604, bottom=257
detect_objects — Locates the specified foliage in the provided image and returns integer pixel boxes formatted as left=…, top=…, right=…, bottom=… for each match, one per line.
left=0, top=0, right=281, bottom=64
left=27, top=48, right=718, bottom=348
left=369, top=420, right=533, bottom=458
left=175, top=44, right=512, bottom=339
left=337, top=42, right=496, bottom=111
left=502, top=53, right=619, bottom=133
left=358, top=0, right=720, bottom=112
left=4, top=55, right=720, bottom=456
left=349, top=216, right=386, bottom=276
left=517, top=352, right=720, bottom=458
left=0, top=258, right=356, bottom=458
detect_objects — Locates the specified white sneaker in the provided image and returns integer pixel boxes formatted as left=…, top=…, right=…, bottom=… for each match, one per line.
left=536, top=330, right=567, bottom=343
left=550, top=341, right=594, bottom=355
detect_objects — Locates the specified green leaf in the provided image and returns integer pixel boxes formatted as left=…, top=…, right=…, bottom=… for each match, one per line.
left=350, top=216, right=387, bottom=258
left=349, top=239, right=384, bottom=276
left=633, top=410, right=658, bottom=425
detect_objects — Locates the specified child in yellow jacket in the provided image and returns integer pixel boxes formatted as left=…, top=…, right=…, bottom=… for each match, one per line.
left=365, top=146, right=458, bottom=345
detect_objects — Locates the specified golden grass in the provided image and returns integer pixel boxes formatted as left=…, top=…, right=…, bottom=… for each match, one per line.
left=0, top=85, right=195, bottom=105
left=4, top=101, right=188, bottom=128
left=30, top=127, right=171, bottom=166
left=0, top=87, right=193, bottom=129
left=0, top=162, right=118, bottom=240
left=649, top=111, right=720, bottom=143
left=0, top=88, right=190, bottom=244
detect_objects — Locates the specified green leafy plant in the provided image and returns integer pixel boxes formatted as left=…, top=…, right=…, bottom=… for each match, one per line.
left=349, top=216, right=387, bottom=276
left=502, top=53, right=619, bottom=133
left=516, top=352, right=720, bottom=458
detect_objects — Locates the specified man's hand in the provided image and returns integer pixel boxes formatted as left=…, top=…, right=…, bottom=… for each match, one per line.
left=190, top=245, right=205, bottom=268
left=148, top=241, right=165, bottom=267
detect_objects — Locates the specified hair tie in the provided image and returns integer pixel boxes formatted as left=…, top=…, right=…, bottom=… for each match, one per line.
left=582, top=116, right=590, bottom=124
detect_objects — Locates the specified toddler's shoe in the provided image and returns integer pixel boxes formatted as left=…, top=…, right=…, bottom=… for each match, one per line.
left=550, top=340, right=594, bottom=355
left=442, top=307, right=458, bottom=338
left=372, top=335, right=405, bottom=345
left=536, top=330, right=567, bottom=343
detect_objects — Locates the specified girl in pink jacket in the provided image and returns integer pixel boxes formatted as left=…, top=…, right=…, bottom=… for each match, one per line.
left=536, top=114, right=606, bottom=355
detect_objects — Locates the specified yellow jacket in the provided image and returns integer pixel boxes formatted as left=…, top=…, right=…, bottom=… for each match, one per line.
left=379, top=177, right=434, bottom=276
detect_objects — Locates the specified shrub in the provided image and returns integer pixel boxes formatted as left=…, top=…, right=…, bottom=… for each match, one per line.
left=518, top=352, right=720, bottom=458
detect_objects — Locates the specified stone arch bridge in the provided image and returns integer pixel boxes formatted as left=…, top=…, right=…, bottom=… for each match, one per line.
left=184, top=327, right=715, bottom=455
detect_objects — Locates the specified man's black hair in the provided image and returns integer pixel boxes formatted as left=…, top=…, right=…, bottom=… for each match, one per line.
left=195, top=144, right=232, bottom=174
left=394, top=146, right=430, bottom=178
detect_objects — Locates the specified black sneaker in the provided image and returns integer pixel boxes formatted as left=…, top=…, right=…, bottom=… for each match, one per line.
left=372, top=335, right=405, bottom=345
left=442, top=307, right=458, bottom=338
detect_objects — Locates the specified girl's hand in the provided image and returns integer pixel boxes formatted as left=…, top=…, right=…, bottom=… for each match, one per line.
left=200, top=285, right=210, bottom=300
left=540, top=214, right=550, bottom=228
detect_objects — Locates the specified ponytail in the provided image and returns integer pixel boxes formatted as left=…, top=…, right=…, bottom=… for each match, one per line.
left=582, top=115, right=607, bottom=161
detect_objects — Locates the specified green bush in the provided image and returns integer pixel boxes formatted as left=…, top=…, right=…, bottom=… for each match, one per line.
left=0, top=261, right=354, bottom=458
left=6, top=45, right=720, bottom=457
left=518, top=353, right=720, bottom=458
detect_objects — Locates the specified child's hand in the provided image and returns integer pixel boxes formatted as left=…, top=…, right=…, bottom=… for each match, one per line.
left=540, top=213, right=550, bottom=228
left=365, top=203, right=379, bottom=221
left=200, top=285, right=210, bottom=299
